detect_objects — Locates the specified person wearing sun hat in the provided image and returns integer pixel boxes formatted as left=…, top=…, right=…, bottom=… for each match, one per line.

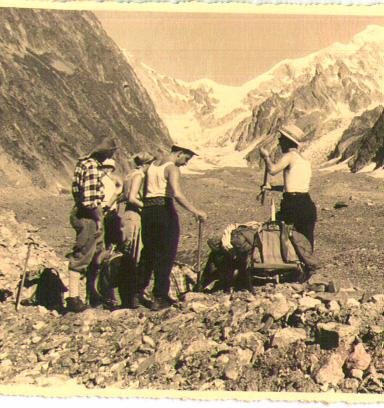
left=66, top=137, right=118, bottom=313
left=259, top=124, right=317, bottom=250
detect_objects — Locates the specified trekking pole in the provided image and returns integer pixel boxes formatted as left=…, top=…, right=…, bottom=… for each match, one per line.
left=15, top=237, right=38, bottom=311
left=195, top=219, right=203, bottom=291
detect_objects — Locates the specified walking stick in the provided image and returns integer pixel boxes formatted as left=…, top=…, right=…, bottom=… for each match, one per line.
left=195, top=219, right=203, bottom=291
left=15, top=237, right=38, bottom=311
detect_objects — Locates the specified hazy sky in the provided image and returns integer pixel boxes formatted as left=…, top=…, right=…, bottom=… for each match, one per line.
left=95, top=11, right=384, bottom=86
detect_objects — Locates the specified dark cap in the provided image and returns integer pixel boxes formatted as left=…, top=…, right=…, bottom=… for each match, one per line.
left=171, top=144, right=198, bottom=157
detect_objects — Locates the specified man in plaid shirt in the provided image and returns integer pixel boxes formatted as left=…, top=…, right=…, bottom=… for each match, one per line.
left=66, top=138, right=118, bottom=313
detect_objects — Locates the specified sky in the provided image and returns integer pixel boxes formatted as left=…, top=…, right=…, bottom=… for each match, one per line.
left=95, top=11, right=384, bottom=86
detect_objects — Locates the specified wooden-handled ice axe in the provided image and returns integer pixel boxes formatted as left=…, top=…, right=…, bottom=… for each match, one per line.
left=15, top=237, right=39, bottom=311
left=195, top=219, right=204, bottom=291
left=257, top=163, right=271, bottom=206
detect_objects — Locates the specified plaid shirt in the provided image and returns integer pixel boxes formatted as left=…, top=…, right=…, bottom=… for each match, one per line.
left=143, top=263, right=197, bottom=301
left=72, top=157, right=104, bottom=208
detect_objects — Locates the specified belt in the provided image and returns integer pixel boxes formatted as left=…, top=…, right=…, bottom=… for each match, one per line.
left=283, top=192, right=309, bottom=197
left=125, top=203, right=142, bottom=214
left=143, top=197, right=173, bottom=207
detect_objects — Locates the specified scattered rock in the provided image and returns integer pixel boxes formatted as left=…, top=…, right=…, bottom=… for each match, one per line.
left=328, top=300, right=341, bottom=314
left=184, top=339, right=220, bottom=356
left=155, top=340, right=182, bottom=364
left=317, top=322, right=359, bottom=349
left=189, top=301, right=210, bottom=313
left=343, top=378, right=360, bottom=391
left=235, top=348, right=253, bottom=366
left=233, top=331, right=264, bottom=355
left=315, top=349, right=348, bottom=386
left=346, top=298, right=361, bottom=308
left=263, top=293, right=295, bottom=320
left=334, top=201, right=348, bottom=209
left=298, top=296, right=321, bottom=312
left=346, top=343, right=371, bottom=371
left=224, top=360, right=239, bottom=381
left=142, top=335, right=156, bottom=348
left=350, top=368, right=364, bottom=380
left=271, top=328, right=307, bottom=348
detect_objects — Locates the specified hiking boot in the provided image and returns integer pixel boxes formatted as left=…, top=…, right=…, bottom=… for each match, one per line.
left=163, top=295, right=177, bottom=306
left=66, top=296, right=88, bottom=313
left=138, top=295, right=153, bottom=309
left=121, top=295, right=139, bottom=310
left=151, top=296, right=176, bottom=311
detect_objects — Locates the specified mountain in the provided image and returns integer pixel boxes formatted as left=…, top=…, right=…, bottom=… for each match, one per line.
left=124, top=52, right=253, bottom=168
left=328, top=106, right=384, bottom=172
left=127, top=25, right=384, bottom=170
left=0, top=8, right=172, bottom=190
left=233, top=24, right=384, bottom=166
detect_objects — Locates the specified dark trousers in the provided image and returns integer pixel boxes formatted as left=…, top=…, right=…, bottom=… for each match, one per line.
left=103, top=209, right=120, bottom=249
left=278, top=193, right=317, bottom=249
left=138, top=202, right=180, bottom=299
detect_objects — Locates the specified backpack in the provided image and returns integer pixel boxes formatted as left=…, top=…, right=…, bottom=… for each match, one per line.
left=35, top=268, right=68, bottom=313
left=230, top=225, right=258, bottom=254
left=94, top=252, right=122, bottom=307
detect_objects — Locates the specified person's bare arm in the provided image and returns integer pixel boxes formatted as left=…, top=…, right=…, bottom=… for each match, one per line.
left=128, top=173, right=144, bottom=208
left=260, top=148, right=293, bottom=175
left=106, top=174, right=123, bottom=208
left=167, top=164, right=207, bottom=221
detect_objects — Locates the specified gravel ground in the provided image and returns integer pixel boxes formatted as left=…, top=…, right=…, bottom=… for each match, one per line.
left=1, top=167, right=384, bottom=393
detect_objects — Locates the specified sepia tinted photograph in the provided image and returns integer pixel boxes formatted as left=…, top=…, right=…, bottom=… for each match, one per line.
left=0, top=3, right=384, bottom=398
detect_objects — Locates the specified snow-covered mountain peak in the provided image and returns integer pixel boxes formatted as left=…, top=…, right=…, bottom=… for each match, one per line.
left=124, top=24, right=384, bottom=170
left=352, top=24, right=384, bottom=45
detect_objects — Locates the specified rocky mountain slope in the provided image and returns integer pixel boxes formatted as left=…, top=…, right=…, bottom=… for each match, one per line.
left=0, top=8, right=171, bottom=191
left=329, top=106, right=384, bottom=172
left=128, top=25, right=384, bottom=170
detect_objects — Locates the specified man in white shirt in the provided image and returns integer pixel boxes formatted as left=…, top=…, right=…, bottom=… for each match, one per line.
left=138, top=145, right=207, bottom=310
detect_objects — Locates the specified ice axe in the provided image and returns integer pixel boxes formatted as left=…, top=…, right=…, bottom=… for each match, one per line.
left=15, top=237, right=39, bottom=311
left=258, top=163, right=271, bottom=206
left=195, top=219, right=204, bottom=292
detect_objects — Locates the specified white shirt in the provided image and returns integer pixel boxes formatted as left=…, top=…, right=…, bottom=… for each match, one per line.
left=146, top=162, right=174, bottom=198
left=101, top=173, right=121, bottom=209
